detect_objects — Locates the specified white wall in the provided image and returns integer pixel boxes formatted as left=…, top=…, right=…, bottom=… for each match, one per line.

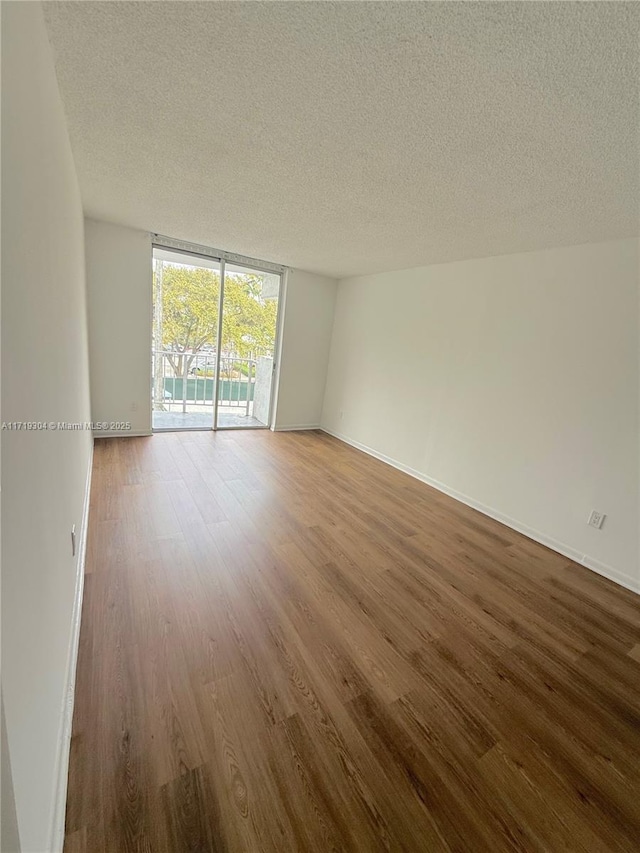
left=84, top=222, right=337, bottom=433
left=85, top=219, right=152, bottom=436
left=322, top=239, right=639, bottom=591
left=1, top=4, right=93, bottom=851
left=275, top=269, right=338, bottom=429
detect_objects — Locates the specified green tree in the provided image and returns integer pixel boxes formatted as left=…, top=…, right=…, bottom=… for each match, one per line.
left=223, top=272, right=278, bottom=359
left=153, top=261, right=278, bottom=377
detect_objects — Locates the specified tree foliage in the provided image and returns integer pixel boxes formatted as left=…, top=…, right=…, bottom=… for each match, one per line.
left=153, top=261, right=278, bottom=374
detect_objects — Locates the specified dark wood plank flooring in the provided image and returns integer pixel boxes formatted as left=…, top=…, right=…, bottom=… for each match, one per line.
left=65, top=429, right=640, bottom=852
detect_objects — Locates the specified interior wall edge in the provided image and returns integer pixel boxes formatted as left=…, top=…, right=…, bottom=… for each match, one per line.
left=321, top=426, right=640, bottom=595
left=1, top=694, right=21, bottom=853
left=47, top=447, right=94, bottom=853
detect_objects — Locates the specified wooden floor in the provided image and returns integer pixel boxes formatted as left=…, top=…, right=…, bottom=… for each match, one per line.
left=65, top=430, right=640, bottom=853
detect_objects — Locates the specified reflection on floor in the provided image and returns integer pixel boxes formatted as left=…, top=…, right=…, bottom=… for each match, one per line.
left=153, top=411, right=265, bottom=430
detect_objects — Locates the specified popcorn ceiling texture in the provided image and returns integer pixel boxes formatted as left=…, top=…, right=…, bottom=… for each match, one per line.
left=43, top=2, right=639, bottom=278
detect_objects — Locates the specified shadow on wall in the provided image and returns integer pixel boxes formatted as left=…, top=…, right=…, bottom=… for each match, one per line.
left=2, top=693, right=21, bottom=853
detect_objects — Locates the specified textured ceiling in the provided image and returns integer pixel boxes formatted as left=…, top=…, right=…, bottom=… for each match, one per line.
left=44, top=1, right=639, bottom=278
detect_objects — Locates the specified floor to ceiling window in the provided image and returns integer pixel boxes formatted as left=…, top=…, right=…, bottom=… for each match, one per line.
left=151, top=241, right=283, bottom=431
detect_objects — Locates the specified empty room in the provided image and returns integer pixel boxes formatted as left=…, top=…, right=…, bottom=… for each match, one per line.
left=2, top=2, right=639, bottom=852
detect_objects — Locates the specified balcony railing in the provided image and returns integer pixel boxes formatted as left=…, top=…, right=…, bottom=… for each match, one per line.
left=152, top=350, right=256, bottom=415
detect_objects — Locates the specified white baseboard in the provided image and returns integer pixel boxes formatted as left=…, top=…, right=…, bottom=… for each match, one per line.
left=274, top=424, right=321, bottom=432
left=49, top=445, right=94, bottom=853
left=93, top=429, right=152, bottom=438
left=321, top=427, right=639, bottom=596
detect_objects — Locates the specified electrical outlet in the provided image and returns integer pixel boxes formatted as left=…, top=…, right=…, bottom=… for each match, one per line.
left=71, top=524, right=76, bottom=556
left=588, top=510, right=605, bottom=530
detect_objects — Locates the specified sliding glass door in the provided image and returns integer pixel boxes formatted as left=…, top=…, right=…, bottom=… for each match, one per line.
left=215, top=263, right=281, bottom=429
left=152, top=247, right=221, bottom=430
left=152, top=245, right=281, bottom=431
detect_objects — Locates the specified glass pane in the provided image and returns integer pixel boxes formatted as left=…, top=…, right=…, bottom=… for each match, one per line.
left=216, top=265, right=280, bottom=429
left=152, top=248, right=220, bottom=431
